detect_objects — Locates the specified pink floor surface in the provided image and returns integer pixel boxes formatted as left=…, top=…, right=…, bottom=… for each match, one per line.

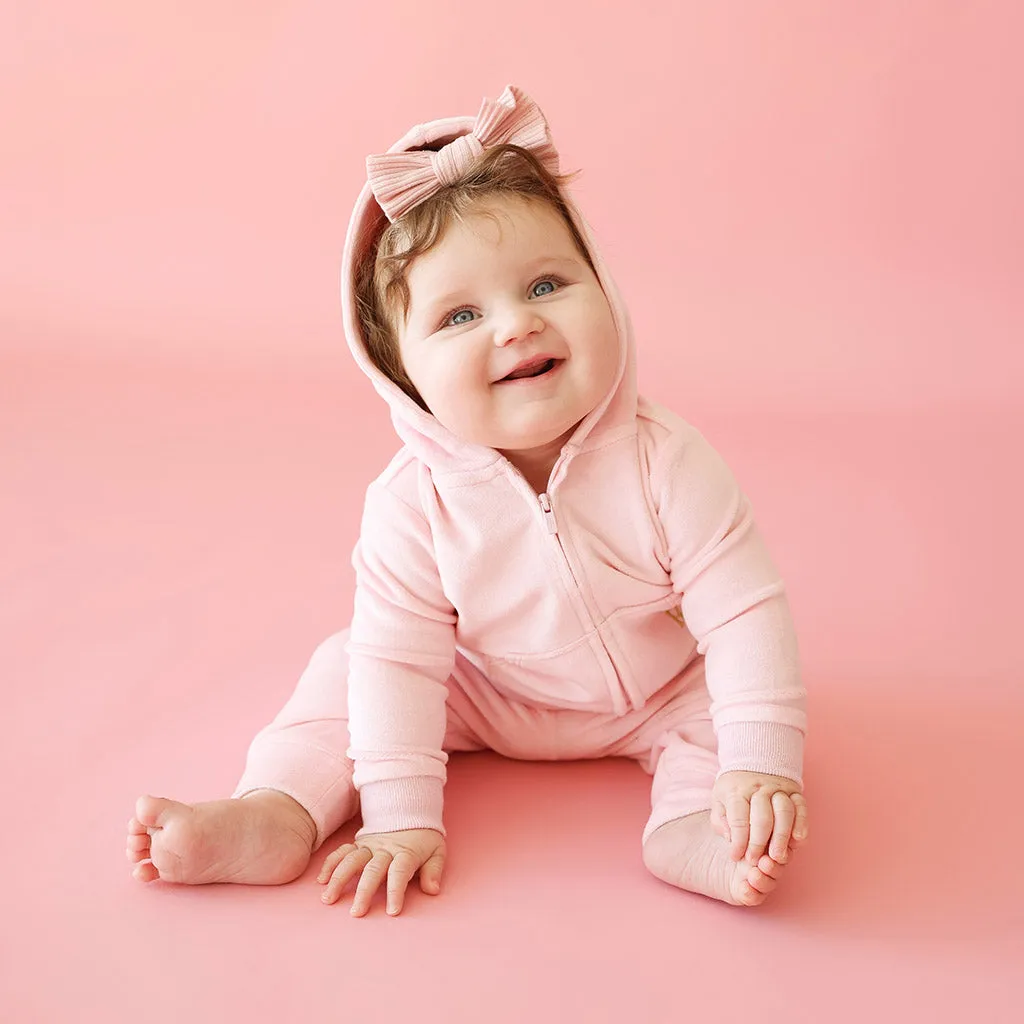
left=2, top=349, right=1021, bottom=1022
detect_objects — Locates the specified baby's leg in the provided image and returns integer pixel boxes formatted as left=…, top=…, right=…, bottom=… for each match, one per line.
left=127, top=631, right=359, bottom=885
left=639, top=694, right=790, bottom=907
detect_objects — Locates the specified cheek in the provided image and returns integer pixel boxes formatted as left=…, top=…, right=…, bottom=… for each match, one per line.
left=449, top=343, right=490, bottom=382
left=580, top=309, right=618, bottom=361
left=427, top=348, right=486, bottom=403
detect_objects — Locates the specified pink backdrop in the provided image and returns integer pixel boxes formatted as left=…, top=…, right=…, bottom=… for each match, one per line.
left=2, top=3, right=1021, bottom=1022
left=4, top=2, right=1021, bottom=410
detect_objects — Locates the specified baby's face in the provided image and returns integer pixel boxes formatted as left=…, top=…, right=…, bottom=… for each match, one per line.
left=397, top=196, right=619, bottom=456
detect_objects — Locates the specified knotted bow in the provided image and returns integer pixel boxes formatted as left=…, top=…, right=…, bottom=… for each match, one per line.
left=366, top=85, right=560, bottom=223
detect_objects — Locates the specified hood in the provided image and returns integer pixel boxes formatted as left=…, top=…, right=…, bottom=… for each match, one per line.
left=339, top=88, right=638, bottom=478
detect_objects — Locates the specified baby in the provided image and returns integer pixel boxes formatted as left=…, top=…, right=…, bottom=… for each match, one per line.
left=126, top=85, right=809, bottom=916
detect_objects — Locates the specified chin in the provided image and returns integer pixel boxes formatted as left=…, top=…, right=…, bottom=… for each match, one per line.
left=505, top=421, right=578, bottom=452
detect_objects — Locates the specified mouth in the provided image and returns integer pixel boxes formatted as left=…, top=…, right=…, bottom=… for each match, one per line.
left=497, top=357, right=563, bottom=384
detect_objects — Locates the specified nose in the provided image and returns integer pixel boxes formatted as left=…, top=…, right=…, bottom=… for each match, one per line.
left=493, top=303, right=544, bottom=347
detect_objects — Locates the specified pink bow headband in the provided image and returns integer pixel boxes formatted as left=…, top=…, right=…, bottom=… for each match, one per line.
left=365, top=85, right=561, bottom=223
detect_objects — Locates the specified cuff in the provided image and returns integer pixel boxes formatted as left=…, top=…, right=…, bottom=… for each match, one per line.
left=231, top=741, right=358, bottom=853
left=715, top=721, right=805, bottom=788
left=355, top=776, right=446, bottom=837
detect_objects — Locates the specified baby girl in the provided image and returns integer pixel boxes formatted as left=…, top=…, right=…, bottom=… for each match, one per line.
left=126, top=85, right=809, bottom=916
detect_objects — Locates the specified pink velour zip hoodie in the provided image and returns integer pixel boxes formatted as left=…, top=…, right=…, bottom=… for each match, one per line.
left=339, top=91, right=807, bottom=838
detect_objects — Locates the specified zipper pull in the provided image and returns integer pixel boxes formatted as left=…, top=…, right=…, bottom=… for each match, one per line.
left=538, top=492, right=558, bottom=534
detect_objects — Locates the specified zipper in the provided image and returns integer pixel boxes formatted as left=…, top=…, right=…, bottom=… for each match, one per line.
left=538, top=494, right=576, bottom=590
left=536, top=489, right=632, bottom=713
left=538, top=492, right=558, bottom=534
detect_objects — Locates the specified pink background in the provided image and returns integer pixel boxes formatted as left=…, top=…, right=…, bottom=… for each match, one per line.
left=2, top=3, right=1021, bottom=1022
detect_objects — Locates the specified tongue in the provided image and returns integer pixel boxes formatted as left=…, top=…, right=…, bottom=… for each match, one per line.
left=506, top=359, right=552, bottom=381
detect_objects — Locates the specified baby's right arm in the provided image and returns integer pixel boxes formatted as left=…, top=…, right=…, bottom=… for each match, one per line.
left=341, top=477, right=457, bottom=913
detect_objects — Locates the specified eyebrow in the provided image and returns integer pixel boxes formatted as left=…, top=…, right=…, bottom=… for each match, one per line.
left=412, top=256, right=583, bottom=322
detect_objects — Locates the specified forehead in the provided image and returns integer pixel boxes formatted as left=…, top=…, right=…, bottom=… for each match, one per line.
left=408, top=197, right=578, bottom=286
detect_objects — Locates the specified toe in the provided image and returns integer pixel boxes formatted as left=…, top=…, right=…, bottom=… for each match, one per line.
left=747, top=864, right=778, bottom=895
left=734, top=877, right=767, bottom=907
left=127, top=817, right=148, bottom=835
left=135, top=795, right=183, bottom=829
left=127, top=844, right=150, bottom=863
left=132, top=861, right=160, bottom=883
left=126, top=834, right=150, bottom=855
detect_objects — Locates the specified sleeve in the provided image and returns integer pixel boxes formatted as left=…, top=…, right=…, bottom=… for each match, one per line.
left=345, top=478, right=457, bottom=836
left=649, top=424, right=808, bottom=787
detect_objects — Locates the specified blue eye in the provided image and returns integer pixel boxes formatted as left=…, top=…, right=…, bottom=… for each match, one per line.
left=532, top=279, right=557, bottom=297
left=448, top=309, right=475, bottom=326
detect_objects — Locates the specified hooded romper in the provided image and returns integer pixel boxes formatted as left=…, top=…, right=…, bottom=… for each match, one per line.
left=232, top=89, right=808, bottom=850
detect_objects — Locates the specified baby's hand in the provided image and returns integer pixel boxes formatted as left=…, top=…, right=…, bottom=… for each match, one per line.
left=711, top=771, right=808, bottom=865
left=317, top=828, right=446, bottom=917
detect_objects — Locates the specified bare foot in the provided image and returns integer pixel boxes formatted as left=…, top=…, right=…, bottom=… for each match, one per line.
left=126, top=790, right=317, bottom=885
left=642, top=810, right=791, bottom=907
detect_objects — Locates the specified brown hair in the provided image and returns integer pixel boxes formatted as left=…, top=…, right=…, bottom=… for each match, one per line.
left=354, top=143, right=593, bottom=409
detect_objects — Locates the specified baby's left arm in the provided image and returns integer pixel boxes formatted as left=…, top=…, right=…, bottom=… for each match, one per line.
left=648, top=418, right=809, bottom=844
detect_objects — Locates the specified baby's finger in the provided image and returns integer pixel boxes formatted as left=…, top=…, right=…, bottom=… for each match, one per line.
left=724, top=792, right=751, bottom=862
left=710, top=797, right=730, bottom=840
left=768, top=792, right=796, bottom=863
left=385, top=851, right=420, bottom=916
left=419, top=846, right=446, bottom=896
left=321, top=847, right=371, bottom=904
left=789, top=793, right=809, bottom=847
left=350, top=850, right=392, bottom=917
left=317, top=843, right=356, bottom=884
left=745, top=788, right=775, bottom=863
